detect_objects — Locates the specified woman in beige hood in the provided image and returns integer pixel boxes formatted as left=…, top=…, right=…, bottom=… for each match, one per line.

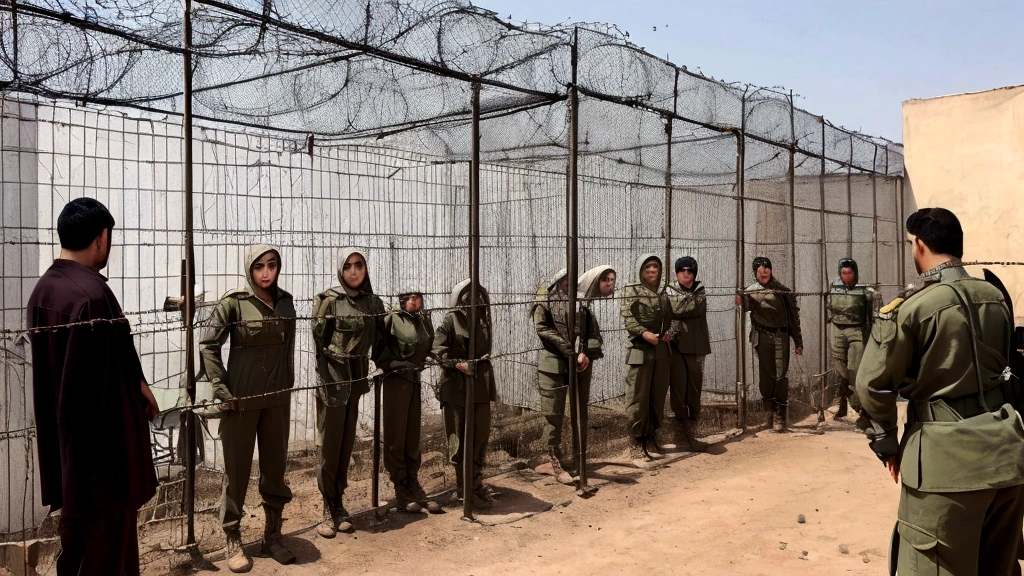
left=311, top=248, right=385, bottom=537
left=620, top=254, right=674, bottom=462
left=200, top=244, right=296, bottom=572
left=530, top=265, right=616, bottom=483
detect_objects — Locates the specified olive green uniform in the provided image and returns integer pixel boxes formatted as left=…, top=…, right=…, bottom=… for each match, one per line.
left=668, top=281, right=710, bottom=422
left=312, top=248, right=385, bottom=521
left=740, top=277, right=803, bottom=413
left=827, top=279, right=874, bottom=413
left=622, top=254, right=674, bottom=442
left=856, top=262, right=1024, bottom=575
left=531, top=267, right=608, bottom=466
left=376, top=306, right=434, bottom=487
left=199, top=244, right=296, bottom=534
left=432, top=280, right=496, bottom=494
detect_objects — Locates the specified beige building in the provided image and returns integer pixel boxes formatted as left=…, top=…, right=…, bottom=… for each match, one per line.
left=903, top=84, right=1024, bottom=320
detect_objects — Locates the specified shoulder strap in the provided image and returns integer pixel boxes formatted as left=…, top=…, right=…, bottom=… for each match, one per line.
left=944, top=282, right=991, bottom=412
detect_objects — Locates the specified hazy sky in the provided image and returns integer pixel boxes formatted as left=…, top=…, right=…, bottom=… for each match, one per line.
left=475, top=0, right=1024, bottom=142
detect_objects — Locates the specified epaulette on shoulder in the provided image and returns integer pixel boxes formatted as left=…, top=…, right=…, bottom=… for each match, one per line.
left=878, top=297, right=904, bottom=318
left=220, top=287, right=248, bottom=299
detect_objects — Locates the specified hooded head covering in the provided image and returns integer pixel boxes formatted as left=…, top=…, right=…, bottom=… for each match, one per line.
left=634, top=253, right=663, bottom=287
left=577, top=265, right=616, bottom=299
left=449, top=278, right=491, bottom=310
left=752, top=256, right=772, bottom=274
left=245, top=244, right=282, bottom=294
left=336, top=248, right=373, bottom=294
left=837, top=257, right=859, bottom=285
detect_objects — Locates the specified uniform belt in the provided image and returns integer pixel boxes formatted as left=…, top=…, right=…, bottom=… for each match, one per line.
left=756, top=326, right=788, bottom=333
left=910, top=386, right=1007, bottom=423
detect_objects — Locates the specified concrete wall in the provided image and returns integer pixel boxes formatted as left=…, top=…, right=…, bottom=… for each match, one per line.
left=903, top=85, right=1024, bottom=320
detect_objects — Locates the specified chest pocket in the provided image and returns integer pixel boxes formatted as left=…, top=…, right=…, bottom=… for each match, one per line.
left=238, top=303, right=285, bottom=346
left=634, top=299, right=662, bottom=326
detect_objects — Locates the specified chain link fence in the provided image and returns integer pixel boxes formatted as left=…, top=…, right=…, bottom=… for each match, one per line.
left=0, top=1, right=905, bottom=572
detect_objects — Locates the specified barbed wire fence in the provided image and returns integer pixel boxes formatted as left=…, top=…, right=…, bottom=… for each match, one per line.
left=0, top=1, right=907, bottom=572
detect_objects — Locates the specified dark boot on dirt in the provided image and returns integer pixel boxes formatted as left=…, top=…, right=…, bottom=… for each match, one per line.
left=547, top=449, right=575, bottom=485
left=643, top=434, right=664, bottom=459
left=395, top=479, right=423, bottom=513
left=682, top=420, right=710, bottom=452
left=763, top=399, right=775, bottom=429
left=628, top=438, right=648, bottom=462
left=408, top=477, right=442, bottom=514
left=225, top=530, right=252, bottom=573
left=854, top=411, right=872, bottom=432
left=260, top=504, right=296, bottom=565
left=775, top=404, right=789, bottom=433
left=834, top=395, right=848, bottom=419
left=471, top=485, right=494, bottom=510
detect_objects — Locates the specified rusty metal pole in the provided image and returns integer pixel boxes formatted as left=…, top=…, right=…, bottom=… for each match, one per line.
left=182, top=0, right=197, bottom=548
left=735, top=91, right=748, bottom=428
left=463, top=79, right=481, bottom=520
left=872, top=145, right=880, bottom=287
left=818, top=120, right=828, bottom=386
left=565, top=29, right=590, bottom=495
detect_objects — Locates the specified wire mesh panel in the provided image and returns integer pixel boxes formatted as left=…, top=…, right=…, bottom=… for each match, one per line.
left=0, top=1, right=907, bottom=570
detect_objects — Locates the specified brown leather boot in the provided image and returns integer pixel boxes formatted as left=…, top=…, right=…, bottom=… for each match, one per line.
left=260, top=504, right=296, bottom=565
left=317, top=497, right=337, bottom=539
left=225, top=530, right=252, bottom=573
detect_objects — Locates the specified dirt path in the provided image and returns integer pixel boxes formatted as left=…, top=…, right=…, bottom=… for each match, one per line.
left=197, top=416, right=905, bottom=576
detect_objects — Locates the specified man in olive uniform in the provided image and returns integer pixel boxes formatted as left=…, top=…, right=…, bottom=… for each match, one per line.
left=531, top=266, right=614, bottom=484
left=432, top=279, right=496, bottom=509
left=377, top=288, right=440, bottom=513
left=826, top=258, right=874, bottom=429
left=856, top=208, right=1024, bottom=576
left=667, top=256, right=710, bottom=451
left=312, top=249, right=385, bottom=538
left=737, top=257, right=803, bottom=432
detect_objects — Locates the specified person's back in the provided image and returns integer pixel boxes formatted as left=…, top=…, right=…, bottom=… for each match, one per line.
left=27, top=197, right=157, bottom=576
left=856, top=207, right=1024, bottom=576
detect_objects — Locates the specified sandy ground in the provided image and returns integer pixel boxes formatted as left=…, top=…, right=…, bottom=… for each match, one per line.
left=193, top=412, right=906, bottom=576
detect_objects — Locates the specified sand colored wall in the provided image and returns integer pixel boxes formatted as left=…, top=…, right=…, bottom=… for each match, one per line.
left=903, top=85, right=1024, bottom=319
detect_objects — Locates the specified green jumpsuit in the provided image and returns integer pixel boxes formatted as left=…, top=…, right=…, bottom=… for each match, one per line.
left=311, top=248, right=385, bottom=523
left=827, top=277, right=874, bottom=414
left=621, top=254, right=673, bottom=444
left=432, top=280, right=496, bottom=496
left=531, top=266, right=611, bottom=470
left=377, top=303, right=434, bottom=491
left=740, top=276, right=803, bottom=415
left=199, top=244, right=295, bottom=536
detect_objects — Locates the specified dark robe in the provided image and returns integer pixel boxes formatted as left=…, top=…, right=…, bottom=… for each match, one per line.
left=27, top=259, right=156, bottom=518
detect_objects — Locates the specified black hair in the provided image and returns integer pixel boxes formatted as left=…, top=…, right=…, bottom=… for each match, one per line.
left=906, top=208, right=963, bottom=258
left=752, top=256, right=772, bottom=273
left=57, top=197, right=115, bottom=250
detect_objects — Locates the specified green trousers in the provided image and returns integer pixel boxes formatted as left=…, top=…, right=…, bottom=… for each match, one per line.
left=316, top=381, right=365, bottom=511
left=382, top=371, right=422, bottom=485
left=624, top=349, right=670, bottom=440
left=754, top=329, right=790, bottom=406
left=219, top=402, right=293, bottom=533
left=537, top=366, right=592, bottom=463
left=829, top=324, right=864, bottom=411
left=443, top=401, right=490, bottom=491
left=669, top=352, right=705, bottom=421
left=896, top=483, right=1024, bottom=575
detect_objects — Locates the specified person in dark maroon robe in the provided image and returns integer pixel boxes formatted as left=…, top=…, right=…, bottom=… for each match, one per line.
left=27, top=197, right=159, bottom=576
